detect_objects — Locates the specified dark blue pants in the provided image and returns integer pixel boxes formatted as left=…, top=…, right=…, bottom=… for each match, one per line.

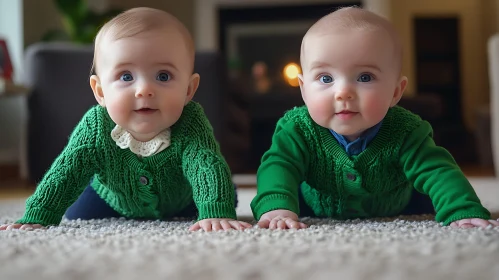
left=65, top=182, right=239, bottom=220
left=297, top=185, right=435, bottom=217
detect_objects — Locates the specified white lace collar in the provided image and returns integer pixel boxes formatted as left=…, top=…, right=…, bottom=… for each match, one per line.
left=111, top=125, right=171, bottom=157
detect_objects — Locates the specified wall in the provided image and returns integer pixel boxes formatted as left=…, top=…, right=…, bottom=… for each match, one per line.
left=0, top=0, right=24, bottom=164
left=363, top=0, right=391, bottom=19
left=23, top=0, right=61, bottom=47
left=391, top=0, right=494, bottom=130
left=108, top=0, right=194, bottom=34
left=483, top=0, right=499, bottom=41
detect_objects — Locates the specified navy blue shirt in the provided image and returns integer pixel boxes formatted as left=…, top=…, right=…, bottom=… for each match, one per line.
left=330, top=121, right=383, bottom=156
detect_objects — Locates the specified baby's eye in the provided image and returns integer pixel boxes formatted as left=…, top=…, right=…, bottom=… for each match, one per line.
left=320, top=75, right=333, bottom=84
left=156, top=72, right=170, bottom=82
left=120, top=73, right=133, bottom=82
left=358, top=74, right=373, bottom=82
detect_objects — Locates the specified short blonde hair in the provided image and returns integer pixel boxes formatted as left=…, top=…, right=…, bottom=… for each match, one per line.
left=91, top=7, right=195, bottom=75
left=300, top=7, right=403, bottom=74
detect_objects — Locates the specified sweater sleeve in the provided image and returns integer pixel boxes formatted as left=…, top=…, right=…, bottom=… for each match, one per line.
left=16, top=108, right=101, bottom=226
left=182, top=146, right=236, bottom=220
left=180, top=103, right=236, bottom=220
left=250, top=116, right=310, bottom=220
left=399, top=122, right=490, bottom=225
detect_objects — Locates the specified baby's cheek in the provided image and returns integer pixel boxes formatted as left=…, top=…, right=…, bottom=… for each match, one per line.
left=306, top=95, right=334, bottom=126
left=106, top=98, right=131, bottom=125
left=361, top=97, right=390, bottom=122
left=162, top=97, right=186, bottom=120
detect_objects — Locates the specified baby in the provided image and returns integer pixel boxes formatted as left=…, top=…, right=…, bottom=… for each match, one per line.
left=251, top=7, right=499, bottom=229
left=0, top=7, right=250, bottom=232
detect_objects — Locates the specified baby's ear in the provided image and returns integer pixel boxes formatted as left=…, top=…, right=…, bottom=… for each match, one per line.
left=90, top=75, right=105, bottom=107
left=390, top=76, right=408, bottom=107
left=298, top=74, right=306, bottom=102
left=185, top=73, right=200, bottom=105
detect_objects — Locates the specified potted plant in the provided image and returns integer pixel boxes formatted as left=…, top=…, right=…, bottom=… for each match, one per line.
left=42, top=0, right=122, bottom=44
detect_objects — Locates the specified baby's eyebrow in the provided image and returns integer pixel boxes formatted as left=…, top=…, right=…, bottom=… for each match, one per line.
left=354, top=64, right=382, bottom=73
left=309, top=61, right=331, bottom=71
left=155, top=62, right=179, bottom=72
left=111, top=62, right=179, bottom=72
left=114, top=62, right=134, bottom=69
left=308, top=61, right=383, bottom=73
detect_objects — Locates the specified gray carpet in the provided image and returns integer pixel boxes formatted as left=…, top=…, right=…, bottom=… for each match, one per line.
left=1, top=182, right=499, bottom=280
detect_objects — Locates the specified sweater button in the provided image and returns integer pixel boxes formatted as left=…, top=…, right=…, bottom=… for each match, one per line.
left=346, top=173, right=356, bottom=181
left=139, top=176, right=149, bottom=185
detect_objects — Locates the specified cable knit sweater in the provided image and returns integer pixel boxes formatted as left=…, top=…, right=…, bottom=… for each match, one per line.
left=251, top=106, right=491, bottom=226
left=17, top=102, right=236, bottom=226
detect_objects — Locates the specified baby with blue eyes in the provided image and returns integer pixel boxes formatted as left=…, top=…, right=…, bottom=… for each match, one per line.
left=0, top=7, right=251, bottom=232
left=251, top=7, right=499, bottom=230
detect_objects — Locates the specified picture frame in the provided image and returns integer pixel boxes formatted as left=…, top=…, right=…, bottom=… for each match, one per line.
left=0, top=39, right=14, bottom=81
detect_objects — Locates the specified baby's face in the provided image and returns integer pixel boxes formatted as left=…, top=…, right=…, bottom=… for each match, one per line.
left=94, top=28, right=195, bottom=141
left=299, top=28, right=404, bottom=141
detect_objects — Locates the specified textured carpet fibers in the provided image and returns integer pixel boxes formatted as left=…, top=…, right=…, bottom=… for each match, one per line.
left=1, top=181, right=498, bottom=280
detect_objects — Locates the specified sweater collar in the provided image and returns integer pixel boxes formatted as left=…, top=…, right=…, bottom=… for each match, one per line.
left=110, top=125, right=171, bottom=157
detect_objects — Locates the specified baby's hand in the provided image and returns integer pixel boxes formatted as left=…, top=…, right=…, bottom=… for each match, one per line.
left=257, top=209, right=308, bottom=230
left=450, top=218, right=499, bottom=229
left=0, top=223, right=45, bottom=231
left=189, top=218, right=252, bottom=232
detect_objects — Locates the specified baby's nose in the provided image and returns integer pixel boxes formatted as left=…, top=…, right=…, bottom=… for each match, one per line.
left=335, top=85, right=354, bottom=100
left=136, top=83, right=155, bottom=98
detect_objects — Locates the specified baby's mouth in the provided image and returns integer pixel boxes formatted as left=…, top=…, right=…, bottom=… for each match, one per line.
left=336, top=110, right=357, bottom=115
left=335, top=110, right=358, bottom=120
left=134, top=108, right=158, bottom=114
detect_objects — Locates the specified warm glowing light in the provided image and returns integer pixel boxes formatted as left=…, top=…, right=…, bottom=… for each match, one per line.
left=284, top=63, right=300, bottom=79
left=283, top=63, right=301, bottom=87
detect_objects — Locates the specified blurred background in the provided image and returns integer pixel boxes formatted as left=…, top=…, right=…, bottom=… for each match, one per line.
left=1, top=0, right=498, bottom=189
